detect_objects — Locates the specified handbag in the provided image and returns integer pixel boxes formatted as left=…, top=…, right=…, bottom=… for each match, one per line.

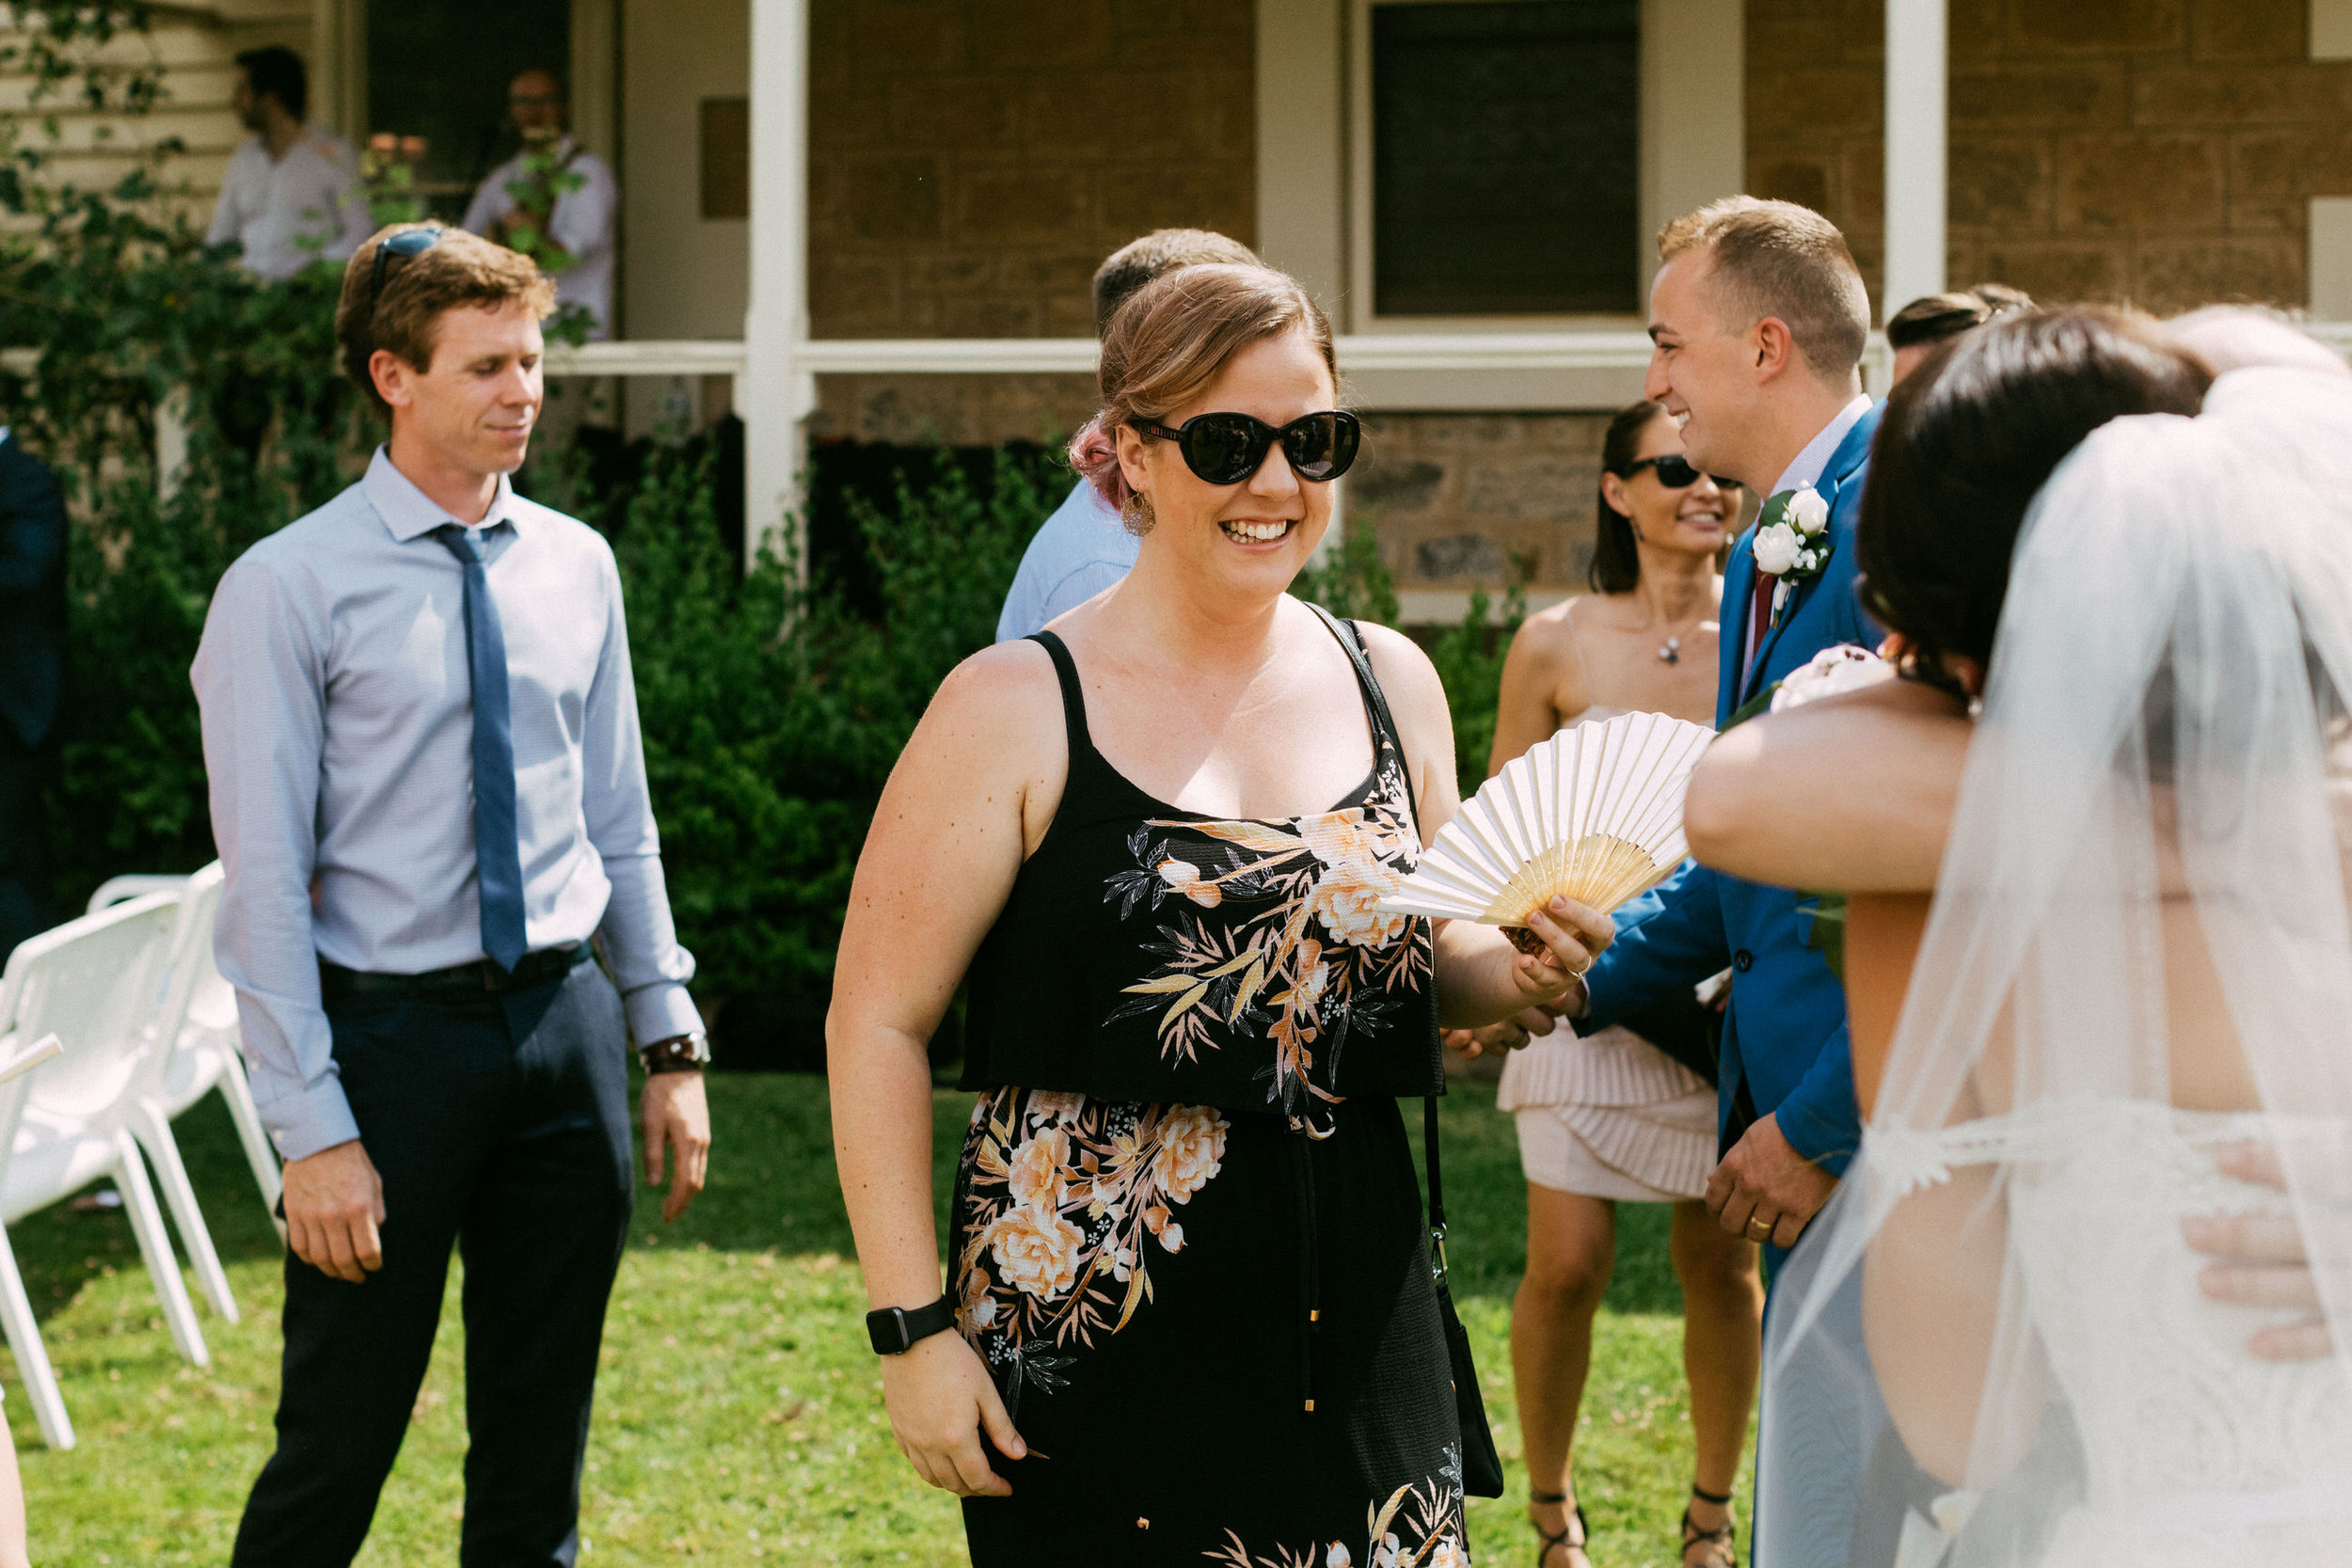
left=1302, top=602, right=1505, bottom=1497
left=1425, top=1094, right=1507, bottom=1497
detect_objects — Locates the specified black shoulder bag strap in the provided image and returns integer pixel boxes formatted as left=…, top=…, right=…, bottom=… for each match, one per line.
left=1304, top=600, right=1506, bottom=1497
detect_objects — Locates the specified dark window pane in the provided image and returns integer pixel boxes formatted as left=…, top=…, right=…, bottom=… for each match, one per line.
left=1372, top=0, right=1640, bottom=316
left=368, top=0, right=571, bottom=221
left=701, top=98, right=751, bottom=220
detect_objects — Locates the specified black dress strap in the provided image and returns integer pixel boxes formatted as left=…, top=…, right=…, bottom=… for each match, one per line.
left=1028, top=630, right=1098, bottom=774
left=1303, top=602, right=1420, bottom=827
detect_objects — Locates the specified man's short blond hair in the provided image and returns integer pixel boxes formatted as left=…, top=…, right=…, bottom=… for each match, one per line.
left=336, top=224, right=558, bottom=415
left=1659, top=198, right=1870, bottom=381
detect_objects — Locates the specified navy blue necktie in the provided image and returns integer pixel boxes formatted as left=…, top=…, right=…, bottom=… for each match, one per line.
left=437, top=525, right=529, bottom=972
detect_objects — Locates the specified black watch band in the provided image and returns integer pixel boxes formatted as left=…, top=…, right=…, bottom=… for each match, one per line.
left=866, top=1294, right=956, bottom=1355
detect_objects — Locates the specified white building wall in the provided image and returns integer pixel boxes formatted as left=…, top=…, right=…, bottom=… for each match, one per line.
left=620, top=0, right=749, bottom=432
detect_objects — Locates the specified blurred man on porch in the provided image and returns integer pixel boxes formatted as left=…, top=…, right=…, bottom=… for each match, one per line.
left=994, top=228, right=1258, bottom=641
left=463, top=68, right=618, bottom=340
left=206, top=46, right=372, bottom=281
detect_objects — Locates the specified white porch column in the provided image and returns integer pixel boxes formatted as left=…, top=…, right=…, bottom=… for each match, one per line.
left=741, top=0, right=815, bottom=570
left=1882, top=0, right=1947, bottom=320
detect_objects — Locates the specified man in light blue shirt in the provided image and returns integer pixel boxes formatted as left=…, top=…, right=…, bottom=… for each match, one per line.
left=196, top=224, right=708, bottom=1566
left=995, top=228, right=1259, bottom=641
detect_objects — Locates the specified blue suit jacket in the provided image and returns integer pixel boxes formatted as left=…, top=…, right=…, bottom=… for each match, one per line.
left=1578, top=406, right=1882, bottom=1176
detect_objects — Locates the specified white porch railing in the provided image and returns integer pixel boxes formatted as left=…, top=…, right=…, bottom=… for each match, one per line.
left=541, top=319, right=2352, bottom=388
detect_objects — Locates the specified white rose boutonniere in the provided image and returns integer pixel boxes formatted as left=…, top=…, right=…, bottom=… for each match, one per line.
left=1788, top=486, right=1830, bottom=536
left=1753, top=521, right=1802, bottom=576
left=1752, top=483, right=1835, bottom=628
left=1756, top=486, right=1831, bottom=578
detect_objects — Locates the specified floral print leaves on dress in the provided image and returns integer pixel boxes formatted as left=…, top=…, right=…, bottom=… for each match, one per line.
left=1202, top=1457, right=1470, bottom=1567
left=1103, top=774, right=1431, bottom=1115
left=957, top=1088, right=1231, bottom=1413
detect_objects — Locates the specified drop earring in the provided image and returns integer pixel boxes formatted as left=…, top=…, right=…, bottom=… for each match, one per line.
left=1120, top=491, right=1156, bottom=537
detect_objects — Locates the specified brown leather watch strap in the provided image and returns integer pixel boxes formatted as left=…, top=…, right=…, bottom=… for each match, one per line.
left=639, top=1032, right=709, bottom=1074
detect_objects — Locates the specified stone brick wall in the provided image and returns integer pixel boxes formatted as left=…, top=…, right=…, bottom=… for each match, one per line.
left=1747, top=0, right=2352, bottom=313
left=807, top=0, right=1255, bottom=344
left=1350, top=413, right=1615, bottom=596
left=808, top=372, right=1100, bottom=444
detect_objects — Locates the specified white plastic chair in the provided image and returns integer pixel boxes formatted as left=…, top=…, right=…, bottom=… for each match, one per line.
left=0, top=894, right=208, bottom=1449
left=119, top=864, right=245, bottom=1324
left=87, top=868, right=283, bottom=1238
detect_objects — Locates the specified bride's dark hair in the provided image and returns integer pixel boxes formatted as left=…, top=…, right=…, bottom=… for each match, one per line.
left=1858, top=306, right=2211, bottom=681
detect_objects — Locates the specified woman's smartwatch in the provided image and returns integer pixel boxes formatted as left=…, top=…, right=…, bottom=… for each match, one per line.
left=866, top=1294, right=956, bottom=1355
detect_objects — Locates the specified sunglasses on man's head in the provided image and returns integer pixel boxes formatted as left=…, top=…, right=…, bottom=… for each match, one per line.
left=1618, top=454, right=1740, bottom=491
left=1132, top=410, right=1361, bottom=485
left=370, top=226, right=444, bottom=303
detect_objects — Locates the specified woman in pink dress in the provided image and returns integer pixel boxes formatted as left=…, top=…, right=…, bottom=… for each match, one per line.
left=1469, top=400, right=1764, bottom=1568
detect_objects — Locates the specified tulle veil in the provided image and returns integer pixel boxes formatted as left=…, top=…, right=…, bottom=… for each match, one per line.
left=1756, top=361, right=2352, bottom=1567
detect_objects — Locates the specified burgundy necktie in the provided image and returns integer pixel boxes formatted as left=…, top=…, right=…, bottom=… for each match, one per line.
left=1740, top=564, right=1777, bottom=693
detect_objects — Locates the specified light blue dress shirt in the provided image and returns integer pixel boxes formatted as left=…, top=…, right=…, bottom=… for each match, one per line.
left=192, top=449, right=701, bottom=1162
left=993, top=479, right=1138, bottom=641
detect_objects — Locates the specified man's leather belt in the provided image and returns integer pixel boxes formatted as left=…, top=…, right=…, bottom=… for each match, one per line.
left=321, top=942, right=594, bottom=997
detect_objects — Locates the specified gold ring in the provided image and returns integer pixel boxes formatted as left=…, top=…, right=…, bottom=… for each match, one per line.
left=1746, top=1214, right=1774, bottom=1240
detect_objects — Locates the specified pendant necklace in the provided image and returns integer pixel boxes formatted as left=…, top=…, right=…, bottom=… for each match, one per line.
left=1658, top=637, right=1681, bottom=665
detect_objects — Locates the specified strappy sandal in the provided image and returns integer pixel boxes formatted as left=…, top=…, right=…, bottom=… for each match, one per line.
left=1530, top=1489, right=1592, bottom=1567
left=1680, top=1483, right=1738, bottom=1568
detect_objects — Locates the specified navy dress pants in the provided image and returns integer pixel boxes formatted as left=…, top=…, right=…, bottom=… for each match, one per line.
left=231, top=955, right=636, bottom=1568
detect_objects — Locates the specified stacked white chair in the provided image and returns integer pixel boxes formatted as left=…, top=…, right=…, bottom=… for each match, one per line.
left=88, top=867, right=283, bottom=1237
left=0, top=894, right=208, bottom=1449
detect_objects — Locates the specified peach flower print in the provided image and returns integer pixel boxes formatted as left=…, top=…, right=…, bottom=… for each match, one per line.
left=1157, top=858, right=1224, bottom=909
left=1311, top=854, right=1408, bottom=947
left=1142, top=1201, right=1185, bottom=1254
left=1149, top=1104, right=1229, bottom=1205
left=956, top=1267, right=998, bottom=1333
left=989, top=1203, right=1084, bottom=1300
left=1025, top=1090, right=1086, bottom=1127
left=1006, top=1128, right=1072, bottom=1211
left=1303, top=808, right=1402, bottom=870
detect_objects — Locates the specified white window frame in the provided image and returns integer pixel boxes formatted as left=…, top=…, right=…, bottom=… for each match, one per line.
left=2313, top=197, right=2352, bottom=319
left=2316, top=0, right=2352, bottom=60
left=1310, top=0, right=1744, bottom=335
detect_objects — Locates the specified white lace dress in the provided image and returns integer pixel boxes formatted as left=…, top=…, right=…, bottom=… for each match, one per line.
left=1876, top=1100, right=2352, bottom=1567
left=1497, top=702, right=1717, bottom=1204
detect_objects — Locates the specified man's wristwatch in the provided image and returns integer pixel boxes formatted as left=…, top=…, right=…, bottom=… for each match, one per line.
left=866, top=1294, right=956, bottom=1355
left=639, top=1030, right=710, bottom=1074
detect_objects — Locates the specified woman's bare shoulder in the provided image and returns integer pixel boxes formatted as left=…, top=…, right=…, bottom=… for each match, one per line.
left=1355, top=620, right=1447, bottom=713
left=1504, top=594, right=1585, bottom=657
left=914, top=639, right=1067, bottom=760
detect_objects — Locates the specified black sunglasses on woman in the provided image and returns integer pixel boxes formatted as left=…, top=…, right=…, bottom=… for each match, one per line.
left=1616, top=453, right=1741, bottom=491
left=1132, top=410, right=1361, bottom=485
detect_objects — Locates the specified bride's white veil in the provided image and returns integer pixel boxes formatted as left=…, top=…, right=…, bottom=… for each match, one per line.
left=1757, top=358, right=2352, bottom=1567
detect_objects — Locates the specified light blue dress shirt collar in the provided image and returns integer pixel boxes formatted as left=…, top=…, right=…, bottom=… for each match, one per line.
left=1768, top=393, right=1874, bottom=499
left=359, top=446, right=522, bottom=544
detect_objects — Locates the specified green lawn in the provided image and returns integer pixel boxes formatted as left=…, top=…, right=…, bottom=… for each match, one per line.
left=10, top=1077, right=1742, bottom=1565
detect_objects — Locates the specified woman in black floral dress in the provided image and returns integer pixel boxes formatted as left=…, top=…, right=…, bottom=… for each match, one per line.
left=830, top=261, right=1613, bottom=1568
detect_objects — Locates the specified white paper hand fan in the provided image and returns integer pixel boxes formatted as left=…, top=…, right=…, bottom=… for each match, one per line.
left=1379, top=711, right=1713, bottom=946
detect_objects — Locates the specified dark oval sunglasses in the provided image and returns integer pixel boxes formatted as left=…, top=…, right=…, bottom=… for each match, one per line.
left=1132, top=410, right=1361, bottom=485
left=371, top=225, right=445, bottom=303
left=1617, top=453, right=1741, bottom=491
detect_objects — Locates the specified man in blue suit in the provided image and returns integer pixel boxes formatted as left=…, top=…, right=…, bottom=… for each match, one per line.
left=1553, top=196, right=1879, bottom=1564
left=1560, top=197, right=1878, bottom=1259
left=0, top=428, right=66, bottom=961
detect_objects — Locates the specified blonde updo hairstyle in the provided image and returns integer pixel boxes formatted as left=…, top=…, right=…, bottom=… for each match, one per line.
left=1066, top=262, right=1339, bottom=521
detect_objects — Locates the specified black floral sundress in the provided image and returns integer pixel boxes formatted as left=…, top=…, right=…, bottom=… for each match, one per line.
left=951, top=619, right=1468, bottom=1568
